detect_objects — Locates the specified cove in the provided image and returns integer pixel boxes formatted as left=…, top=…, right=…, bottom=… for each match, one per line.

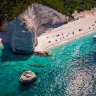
left=0, top=32, right=96, bottom=96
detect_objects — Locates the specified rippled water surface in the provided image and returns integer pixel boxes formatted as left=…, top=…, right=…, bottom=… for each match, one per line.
left=0, top=32, right=96, bottom=96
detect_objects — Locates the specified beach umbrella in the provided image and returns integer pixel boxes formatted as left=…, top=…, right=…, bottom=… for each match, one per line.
left=56, top=34, right=59, bottom=37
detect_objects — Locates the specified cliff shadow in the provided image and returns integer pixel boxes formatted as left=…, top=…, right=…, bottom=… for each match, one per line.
left=37, top=22, right=68, bottom=36
left=0, top=43, right=32, bottom=63
left=43, top=22, right=68, bottom=28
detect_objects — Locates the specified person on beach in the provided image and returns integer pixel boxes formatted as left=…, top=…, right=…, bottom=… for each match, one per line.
left=48, top=41, right=51, bottom=43
left=72, top=31, right=74, bottom=34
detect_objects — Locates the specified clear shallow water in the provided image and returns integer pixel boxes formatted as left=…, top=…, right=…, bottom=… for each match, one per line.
left=0, top=32, right=96, bottom=96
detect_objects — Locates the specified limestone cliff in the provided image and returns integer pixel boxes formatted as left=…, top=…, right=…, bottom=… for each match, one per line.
left=33, top=4, right=69, bottom=36
left=8, top=4, right=96, bottom=54
left=8, top=5, right=38, bottom=54
left=8, top=3, right=69, bottom=54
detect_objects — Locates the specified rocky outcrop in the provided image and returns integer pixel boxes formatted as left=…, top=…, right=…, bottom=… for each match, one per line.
left=8, top=3, right=69, bottom=54
left=92, top=8, right=96, bottom=16
left=73, top=8, right=96, bottom=20
left=33, top=4, right=69, bottom=36
left=93, top=11, right=96, bottom=15
left=8, top=4, right=39, bottom=54
left=19, top=71, right=37, bottom=84
left=72, top=11, right=85, bottom=20
left=34, top=51, right=52, bottom=56
left=0, top=19, right=8, bottom=32
left=7, top=4, right=96, bottom=54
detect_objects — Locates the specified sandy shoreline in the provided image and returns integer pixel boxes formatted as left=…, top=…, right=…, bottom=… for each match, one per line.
left=47, top=29, right=96, bottom=50
left=35, top=12, right=96, bottom=52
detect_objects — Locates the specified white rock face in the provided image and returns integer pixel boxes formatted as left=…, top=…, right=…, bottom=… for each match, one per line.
left=72, top=11, right=85, bottom=20
left=93, top=11, right=96, bottom=15
left=8, top=5, right=38, bottom=54
left=33, top=4, right=69, bottom=36
left=8, top=3, right=69, bottom=54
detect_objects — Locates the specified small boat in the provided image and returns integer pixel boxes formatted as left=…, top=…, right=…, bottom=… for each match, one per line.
left=72, top=31, right=74, bottom=34
left=93, top=35, right=96, bottom=41
left=90, top=35, right=96, bottom=43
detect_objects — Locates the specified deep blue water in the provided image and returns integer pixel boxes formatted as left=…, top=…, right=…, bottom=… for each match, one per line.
left=0, top=32, right=96, bottom=96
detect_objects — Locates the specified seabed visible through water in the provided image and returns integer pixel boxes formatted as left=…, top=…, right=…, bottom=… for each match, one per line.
left=0, top=32, right=96, bottom=96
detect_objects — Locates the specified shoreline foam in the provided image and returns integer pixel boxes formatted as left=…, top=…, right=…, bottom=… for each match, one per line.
left=47, top=30, right=96, bottom=51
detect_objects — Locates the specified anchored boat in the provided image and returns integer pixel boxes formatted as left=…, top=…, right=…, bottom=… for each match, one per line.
left=93, top=35, right=96, bottom=41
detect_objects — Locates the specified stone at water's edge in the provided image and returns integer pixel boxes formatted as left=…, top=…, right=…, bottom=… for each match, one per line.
left=19, top=71, right=37, bottom=84
left=34, top=51, right=53, bottom=56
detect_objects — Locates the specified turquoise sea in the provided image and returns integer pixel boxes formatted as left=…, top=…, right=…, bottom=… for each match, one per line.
left=0, top=32, right=96, bottom=96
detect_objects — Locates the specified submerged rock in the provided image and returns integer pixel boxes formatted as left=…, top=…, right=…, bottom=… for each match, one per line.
left=19, top=71, right=37, bottom=84
left=34, top=51, right=52, bottom=56
left=30, top=64, right=44, bottom=67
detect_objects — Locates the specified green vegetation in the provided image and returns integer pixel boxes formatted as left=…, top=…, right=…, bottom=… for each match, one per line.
left=0, top=0, right=96, bottom=22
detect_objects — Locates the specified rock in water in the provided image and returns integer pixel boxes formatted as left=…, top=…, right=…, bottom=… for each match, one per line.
left=8, top=4, right=39, bottom=54
left=19, top=71, right=37, bottom=84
